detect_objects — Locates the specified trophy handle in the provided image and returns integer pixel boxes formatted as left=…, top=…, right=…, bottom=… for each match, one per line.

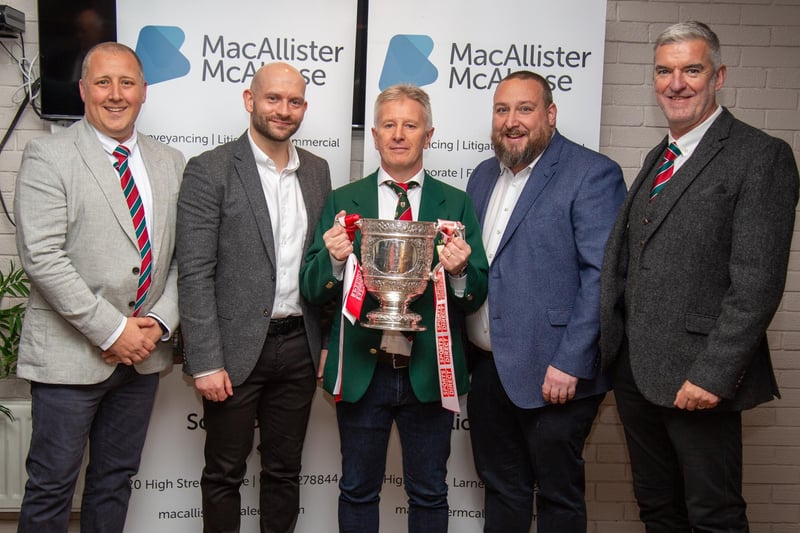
left=430, top=220, right=465, bottom=280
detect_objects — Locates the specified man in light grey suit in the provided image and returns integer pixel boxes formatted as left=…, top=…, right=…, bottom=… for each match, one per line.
left=600, top=22, right=799, bottom=532
left=177, top=62, right=331, bottom=533
left=466, top=71, right=625, bottom=532
left=14, top=42, right=185, bottom=532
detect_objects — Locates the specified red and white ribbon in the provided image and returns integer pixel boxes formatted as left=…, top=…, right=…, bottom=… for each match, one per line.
left=333, top=214, right=364, bottom=401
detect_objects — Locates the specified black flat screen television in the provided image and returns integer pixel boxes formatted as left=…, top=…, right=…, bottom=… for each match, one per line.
left=37, top=0, right=117, bottom=120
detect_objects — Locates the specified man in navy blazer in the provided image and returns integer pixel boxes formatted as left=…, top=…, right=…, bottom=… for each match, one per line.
left=466, top=71, right=625, bottom=532
left=600, top=22, right=798, bottom=531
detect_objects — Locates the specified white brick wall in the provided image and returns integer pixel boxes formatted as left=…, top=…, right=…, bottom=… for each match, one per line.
left=0, top=0, right=798, bottom=530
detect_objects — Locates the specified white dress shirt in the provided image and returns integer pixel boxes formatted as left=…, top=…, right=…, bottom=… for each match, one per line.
left=247, top=129, right=308, bottom=319
left=466, top=153, right=542, bottom=351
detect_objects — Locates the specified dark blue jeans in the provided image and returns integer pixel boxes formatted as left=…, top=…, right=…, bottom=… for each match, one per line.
left=336, top=362, right=454, bottom=533
left=18, top=364, right=158, bottom=533
left=468, top=354, right=603, bottom=533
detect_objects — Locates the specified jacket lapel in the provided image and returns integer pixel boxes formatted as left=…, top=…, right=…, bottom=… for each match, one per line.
left=233, top=134, right=277, bottom=269
left=642, top=109, right=733, bottom=238
left=76, top=119, right=139, bottom=249
left=494, top=130, right=562, bottom=257
left=138, top=134, right=170, bottom=262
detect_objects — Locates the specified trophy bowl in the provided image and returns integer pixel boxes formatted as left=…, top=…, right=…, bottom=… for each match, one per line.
left=358, top=218, right=438, bottom=331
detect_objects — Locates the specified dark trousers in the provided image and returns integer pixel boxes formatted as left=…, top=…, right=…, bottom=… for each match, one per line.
left=614, top=349, right=748, bottom=533
left=201, top=326, right=316, bottom=533
left=336, top=362, right=454, bottom=533
left=468, top=354, right=603, bottom=533
left=18, top=364, right=158, bottom=533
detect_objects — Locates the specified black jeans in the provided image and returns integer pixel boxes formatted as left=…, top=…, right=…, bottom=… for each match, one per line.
left=200, top=325, right=316, bottom=533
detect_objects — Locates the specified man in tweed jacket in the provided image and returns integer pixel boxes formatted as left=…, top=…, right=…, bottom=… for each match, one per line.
left=600, top=21, right=799, bottom=532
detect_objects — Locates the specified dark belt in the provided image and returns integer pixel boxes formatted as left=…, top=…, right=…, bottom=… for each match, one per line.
left=268, top=316, right=304, bottom=336
left=469, top=342, right=493, bottom=360
left=376, top=349, right=410, bottom=369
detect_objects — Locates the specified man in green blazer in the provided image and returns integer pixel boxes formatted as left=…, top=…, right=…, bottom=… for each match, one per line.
left=300, top=84, right=488, bottom=533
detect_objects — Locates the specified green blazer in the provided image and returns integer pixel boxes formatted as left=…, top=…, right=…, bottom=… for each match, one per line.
left=300, top=171, right=489, bottom=403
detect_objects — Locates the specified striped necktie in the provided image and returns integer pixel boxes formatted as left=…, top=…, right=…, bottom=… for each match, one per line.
left=385, top=180, right=419, bottom=220
left=113, top=145, right=152, bottom=316
left=649, top=142, right=681, bottom=201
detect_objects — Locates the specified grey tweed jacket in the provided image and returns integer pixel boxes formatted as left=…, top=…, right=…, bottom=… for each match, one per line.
left=600, top=108, right=799, bottom=410
left=177, top=133, right=331, bottom=386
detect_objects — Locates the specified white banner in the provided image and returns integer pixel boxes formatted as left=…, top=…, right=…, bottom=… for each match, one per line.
left=124, top=369, right=483, bottom=532
left=116, top=0, right=357, bottom=187
left=364, top=0, right=609, bottom=190
left=116, top=1, right=607, bottom=530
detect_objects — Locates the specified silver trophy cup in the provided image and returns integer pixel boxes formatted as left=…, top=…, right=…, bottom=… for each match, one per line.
left=357, top=218, right=462, bottom=331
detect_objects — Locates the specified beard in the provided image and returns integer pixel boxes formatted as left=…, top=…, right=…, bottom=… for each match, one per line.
left=492, top=127, right=550, bottom=170
left=251, top=114, right=300, bottom=142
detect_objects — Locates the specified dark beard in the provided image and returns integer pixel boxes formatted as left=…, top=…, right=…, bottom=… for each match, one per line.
left=252, top=116, right=299, bottom=142
left=492, top=130, right=549, bottom=170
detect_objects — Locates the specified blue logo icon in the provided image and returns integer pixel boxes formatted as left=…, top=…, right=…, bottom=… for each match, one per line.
left=135, top=26, right=191, bottom=85
left=379, top=34, right=438, bottom=90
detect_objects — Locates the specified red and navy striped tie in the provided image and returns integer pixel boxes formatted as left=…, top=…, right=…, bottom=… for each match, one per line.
left=649, top=142, right=681, bottom=201
left=113, top=145, right=152, bottom=316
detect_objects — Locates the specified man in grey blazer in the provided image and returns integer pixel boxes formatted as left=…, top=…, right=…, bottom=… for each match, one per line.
left=600, top=22, right=799, bottom=532
left=466, top=71, right=625, bottom=532
left=177, top=62, right=331, bottom=533
left=14, top=43, right=185, bottom=532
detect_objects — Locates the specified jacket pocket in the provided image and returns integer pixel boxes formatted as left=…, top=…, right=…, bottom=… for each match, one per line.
left=547, top=308, right=572, bottom=326
left=685, top=312, right=718, bottom=335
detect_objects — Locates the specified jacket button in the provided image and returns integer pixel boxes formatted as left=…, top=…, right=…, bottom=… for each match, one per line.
left=466, top=294, right=473, bottom=301
left=369, top=348, right=377, bottom=355
left=639, top=240, right=644, bottom=248
left=642, top=217, right=649, bottom=225
left=263, top=310, right=270, bottom=318
left=325, top=281, right=335, bottom=289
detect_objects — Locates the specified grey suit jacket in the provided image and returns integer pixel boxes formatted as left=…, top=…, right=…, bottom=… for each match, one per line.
left=177, top=133, right=331, bottom=386
left=15, top=119, right=185, bottom=384
left=600, top=108, right=799, bottom=410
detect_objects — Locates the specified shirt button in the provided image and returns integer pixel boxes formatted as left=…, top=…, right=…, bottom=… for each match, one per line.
left=132, top=267, right=140, bottom=275
left=128, top=301, right=135, bottom=308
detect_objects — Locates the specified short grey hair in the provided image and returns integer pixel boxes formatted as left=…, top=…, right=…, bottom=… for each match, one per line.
left=655, top=21, right=722, bottom=78
left=374, top=84, right=433, bottom=130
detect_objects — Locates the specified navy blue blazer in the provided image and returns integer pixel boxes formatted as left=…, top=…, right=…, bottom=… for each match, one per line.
left=467, top=130, right=625, bottom=409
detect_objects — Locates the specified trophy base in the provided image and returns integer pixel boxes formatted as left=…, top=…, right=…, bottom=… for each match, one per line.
left=360, top=309, right=427, bottom=332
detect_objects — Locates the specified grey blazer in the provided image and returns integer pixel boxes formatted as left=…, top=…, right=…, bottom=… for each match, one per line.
left=177, top=133, right=331, bottom=386
left=15, top=119, right=185, bottom=384
left=600, top=108, right=799, bottom=410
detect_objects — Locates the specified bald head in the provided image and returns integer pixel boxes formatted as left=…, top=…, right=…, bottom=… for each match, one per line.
left=251, top=62, right=306, bottom=95
left=243, top=62, right=308, bottom=155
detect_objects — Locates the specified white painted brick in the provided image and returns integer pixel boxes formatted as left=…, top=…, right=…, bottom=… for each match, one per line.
left=618, top=2, right=679, bottom=23
left=766, top=110, right=800, bottom=131
left=725, top=68, right=767, bottom=88
left=737, top=88, right=798, bottom=109
left=742, top=5, right=800, bottom=25
left=605, top=21, right=650, bottom=43
left=772, top=26, right=800, bottom=47
left=768, top=68, right=800, bottom=89
left=679, top=5, right=743, bottom=25
left=741, top=46, right=800, bottom=68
